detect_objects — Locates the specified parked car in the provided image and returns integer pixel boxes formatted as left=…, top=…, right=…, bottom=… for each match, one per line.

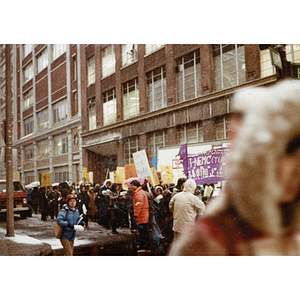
left=0, top=180, right=30, bottom=219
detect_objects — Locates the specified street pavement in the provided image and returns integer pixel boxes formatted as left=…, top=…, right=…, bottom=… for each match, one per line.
left=0, top=213, right=137, bottom=256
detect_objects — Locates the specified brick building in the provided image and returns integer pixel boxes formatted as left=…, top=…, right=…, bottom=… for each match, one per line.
left=1, top=44, right=299, bottom=185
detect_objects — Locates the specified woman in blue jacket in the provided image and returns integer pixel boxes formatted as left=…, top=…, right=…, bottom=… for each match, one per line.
left=57, top=194, right=84, bottom=256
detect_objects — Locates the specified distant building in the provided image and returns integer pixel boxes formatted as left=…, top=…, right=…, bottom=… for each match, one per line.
left=0, top=44, right=299, bottom=185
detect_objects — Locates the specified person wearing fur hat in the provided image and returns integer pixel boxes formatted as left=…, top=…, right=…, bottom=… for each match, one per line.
left=57, top=194, right=84, bottom=256
left=169, top=79, right=300, bottom=256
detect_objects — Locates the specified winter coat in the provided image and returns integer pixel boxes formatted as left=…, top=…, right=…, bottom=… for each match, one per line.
left=57, top=204, right=82, bottom=240
left=106, top=189, right=119, bottom=209
left=78, top=191, right=90, bottom=214
left=87, top=191, right=97, bottom=216
left=132, top=186, right=149, bottom=224
left=48, top=191, right=59, bottom=206
left=169, top=179, right=205, bottom=234
left=39, top=191, right=49, bottom=213
left=31, top=188, right=40, bottom=206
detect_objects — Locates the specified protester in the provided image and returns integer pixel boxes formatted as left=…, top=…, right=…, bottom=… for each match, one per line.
left=169, top=178, right=205, bottom=242
left=87, top=186, right=97, bottom=221
left=78, top=185, right=90, bottom=228
left=31, top=186, right=40, bottom=214
left=56, top=194, right=84, bottom=256
left=39, top=186, right=49, bottom=221
left=105, top=183, right=120, bottom=234
left=125, top=187, right=137, bottom=233
left=97, top=179, right=111, bottom=229
left=171, top=177, right=186, bottom=198
left=158, top=182, right=175, bottom=246
left=202, top=183, right=213, bottom=204
left=25, top=187, right=33, bottom=216
left=48, top=186, right=59, bottom=219
left=131, top=179, right=150, bottom=253
left=169, top=79, right=300, bottom=256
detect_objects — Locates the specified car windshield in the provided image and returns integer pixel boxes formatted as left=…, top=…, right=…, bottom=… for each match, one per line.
left=0, top=182, right=25, bottom=193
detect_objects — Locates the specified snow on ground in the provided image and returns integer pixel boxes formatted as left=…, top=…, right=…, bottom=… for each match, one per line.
left=2, top=232, right=43, bottom=245
left=39, top=238, right=96, bottom=250
left=1, top=229, right=95, bottom=250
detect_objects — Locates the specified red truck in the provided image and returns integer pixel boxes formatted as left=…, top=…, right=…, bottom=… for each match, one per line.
left=0, top=180, right=30, bottom=219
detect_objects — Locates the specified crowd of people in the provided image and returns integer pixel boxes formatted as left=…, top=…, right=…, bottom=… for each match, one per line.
left=24, top=177, right=215, bottom=255
left=23, top=80, right=300, bottom=257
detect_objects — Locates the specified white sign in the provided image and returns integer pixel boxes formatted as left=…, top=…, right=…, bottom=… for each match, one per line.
left=133, top=149, right=152, bottom=178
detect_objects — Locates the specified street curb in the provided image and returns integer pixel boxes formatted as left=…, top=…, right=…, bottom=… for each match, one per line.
left=0, top=235, right=53, bottom=256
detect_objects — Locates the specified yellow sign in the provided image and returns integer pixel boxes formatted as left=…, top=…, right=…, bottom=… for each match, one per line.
left=160, top=165, right=174, bottom=184
left=116, top=167, right=129, bottom=190
left=41, top=173, right=52, bottom=187
left=83, top=167, right=87, bottom=182
left=150, top=167, right=160, bottom=186
left=13, top=171, right=20, bottom=181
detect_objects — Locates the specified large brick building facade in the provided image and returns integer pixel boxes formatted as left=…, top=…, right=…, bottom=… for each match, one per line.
left=1, top=44, right=299, bottom=185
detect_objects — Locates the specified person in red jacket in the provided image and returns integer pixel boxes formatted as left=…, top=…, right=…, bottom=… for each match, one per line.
left=131, top=180, right=150, bottom=252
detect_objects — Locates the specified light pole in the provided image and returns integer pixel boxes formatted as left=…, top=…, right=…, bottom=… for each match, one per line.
left=5, top=44, right=14, bottom=237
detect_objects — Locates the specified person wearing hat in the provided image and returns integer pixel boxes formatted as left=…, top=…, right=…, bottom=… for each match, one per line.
left=56, top=194, right=84, bottom=256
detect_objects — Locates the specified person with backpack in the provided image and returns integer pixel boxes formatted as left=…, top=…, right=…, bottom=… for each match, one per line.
left=57, top=194, right=84, bottom=256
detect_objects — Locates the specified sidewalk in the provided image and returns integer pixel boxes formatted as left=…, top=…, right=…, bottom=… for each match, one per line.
left=0, top=231, right=52, bottom=256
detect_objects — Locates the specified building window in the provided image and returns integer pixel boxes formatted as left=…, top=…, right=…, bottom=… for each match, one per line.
left=213, top=44, right=245, bottom=92
left=87, top=56, right=95, bottom=86
left=37, top=140, right=50, bottom=159
left=23, top=89, right=33, bottom=110
left=24, top=146, right=34, bottom=161
left=145, top=44, right=164, bottom=55
left=52, top=44, right=66, bottom=61
left=148, top=130, right=168, bottom=167
left=103, top=89, right=116, bottom=126
left=123, top=78, right=139, bottom=120
left=23, top=44, right=33, bottom=58
left=37, top=108, right=49, bottom=130
left=178, top=121, right=204, bottom=144
left=25, top=173, right=35, bottom=184
left=54, top=166, right=69, bottom=182
left=260, top=47, right=276, bottom=78
left=286, top=44, right=300, bottom=63
left=73, top=91, right=78, bottom=116
left=146, top=66, right=166, bottom=112
left=122, top=44, right=138, bottom=67
left=53, top=98, right=67, bottom=124
left=215, top=116, right=230, bottom=140
left=124, top=136, right=139, bottom=165
left=73, top=55, right=77, bottom=81
left=101, top=45, right=115, bottom=78
left=54, top=134, right=68, bottom=156
left=89, top=98, right=96, bottom=130
left=23, top=63, right=33, bottom=84
left=36, top=49, right=48, bottom=73
left=24, top=116, right=34, bottom=136
left=176, top=49, right=201, bottom=103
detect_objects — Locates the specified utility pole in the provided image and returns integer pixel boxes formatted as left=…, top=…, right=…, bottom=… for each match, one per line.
left=5, top=44, right=14, bottom=237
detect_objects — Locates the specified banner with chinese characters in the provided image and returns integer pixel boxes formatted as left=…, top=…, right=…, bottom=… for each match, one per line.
left=184, top=147, right=229, bottom=185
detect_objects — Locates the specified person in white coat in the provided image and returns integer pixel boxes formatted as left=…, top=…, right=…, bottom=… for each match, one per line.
left=169, top=178, right=205, bottom=241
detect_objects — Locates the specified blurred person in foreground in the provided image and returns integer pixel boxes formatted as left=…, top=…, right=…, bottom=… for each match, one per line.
left=169, top=79, right=300, bottom=256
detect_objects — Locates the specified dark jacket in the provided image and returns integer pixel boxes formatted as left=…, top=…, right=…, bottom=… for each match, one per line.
left=78, top=191, right=90, bottom=214
left=57, top=204, right=82, bottom=240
